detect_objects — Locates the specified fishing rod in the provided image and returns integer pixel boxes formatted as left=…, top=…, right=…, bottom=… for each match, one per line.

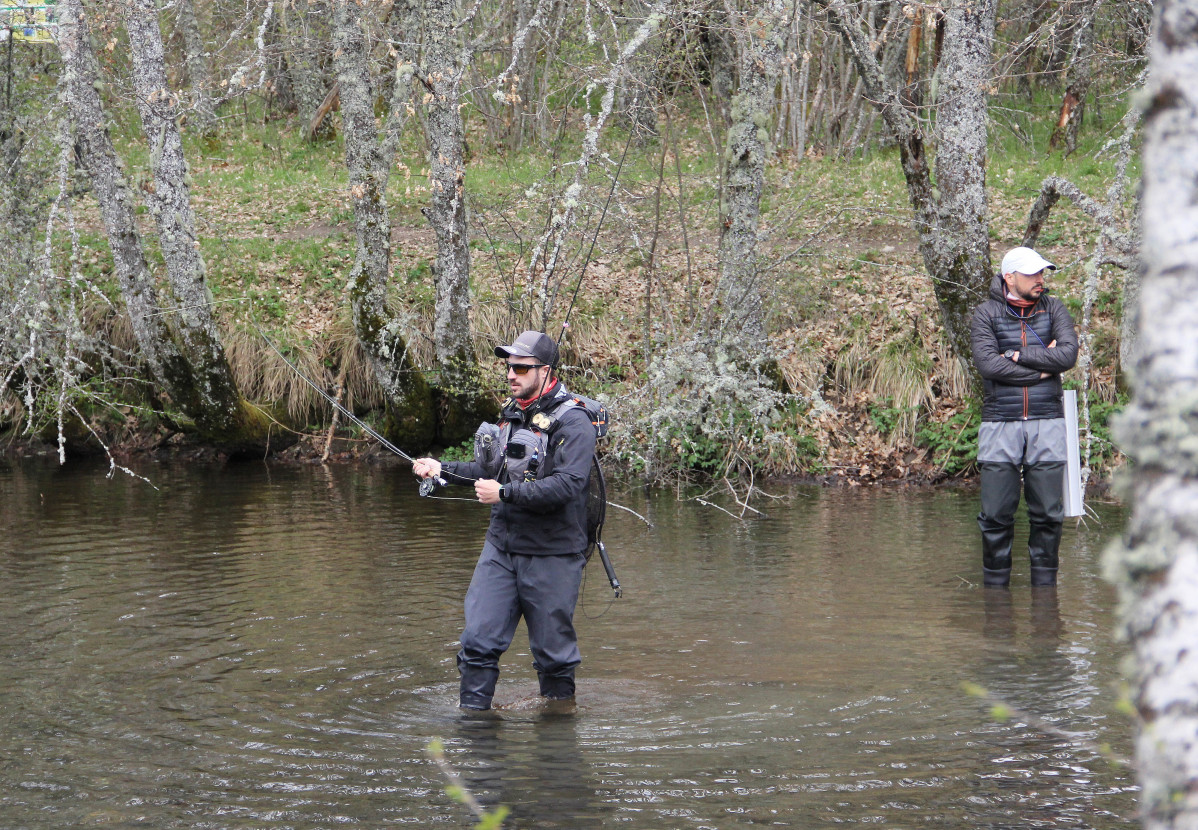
left=556, top=128, right=636, bottom=345
left=252, top=321, right=446, bottom=494
left=544, top=132, right=635, bottom=599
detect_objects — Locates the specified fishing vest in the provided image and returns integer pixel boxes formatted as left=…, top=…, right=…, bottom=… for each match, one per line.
left=473, top=390, right=608, bottom=485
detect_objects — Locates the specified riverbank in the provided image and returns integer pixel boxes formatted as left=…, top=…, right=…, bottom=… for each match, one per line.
left=0, top=426, right=1121, bottom=505
left=4, top=101, right=1130, bottom=485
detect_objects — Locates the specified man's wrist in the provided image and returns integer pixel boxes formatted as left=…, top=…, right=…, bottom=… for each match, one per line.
left=499, top=483, right=510, bottom=502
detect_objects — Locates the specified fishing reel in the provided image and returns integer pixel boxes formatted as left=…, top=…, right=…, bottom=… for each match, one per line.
left=418, top=476, right=447, bottom=498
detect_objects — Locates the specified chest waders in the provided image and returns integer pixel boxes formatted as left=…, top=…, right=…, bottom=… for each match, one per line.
left=472, top=393, right=620, bottom=597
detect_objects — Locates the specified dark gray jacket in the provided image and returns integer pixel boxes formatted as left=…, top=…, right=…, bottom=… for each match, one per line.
left=970, top=273, right=1078, bottom=422
left=442, top=383, right=596, bottom=556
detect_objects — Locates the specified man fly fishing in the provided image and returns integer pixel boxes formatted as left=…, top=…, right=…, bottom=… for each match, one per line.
left=412, top=330, right=596, bottom=713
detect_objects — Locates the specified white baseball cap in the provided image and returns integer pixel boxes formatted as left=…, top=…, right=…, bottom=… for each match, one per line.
left=1000, top=246, right=1056, bottom=276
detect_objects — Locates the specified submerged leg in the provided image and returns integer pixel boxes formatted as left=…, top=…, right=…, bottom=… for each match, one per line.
left=458, top=543, right=522, bottom=710
left=518, top=553, right=586, bottom=700
left=978, top=461, right=1022, bottom=587
left=1024, top=461, right=1065, bottom=586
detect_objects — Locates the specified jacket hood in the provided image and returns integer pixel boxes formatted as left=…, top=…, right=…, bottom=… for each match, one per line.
left=989, top=272, right=1007, bottom=302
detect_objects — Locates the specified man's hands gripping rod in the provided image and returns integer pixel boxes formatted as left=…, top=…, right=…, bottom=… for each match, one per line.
left=413, top=458, right=503, bottom=504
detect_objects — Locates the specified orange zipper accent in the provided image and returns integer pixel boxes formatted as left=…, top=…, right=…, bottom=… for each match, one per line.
left=1021, top=312, right=1029, bottom=420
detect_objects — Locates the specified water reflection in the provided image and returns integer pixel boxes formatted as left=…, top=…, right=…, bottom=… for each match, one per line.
left=455, top=712, right=600, bottom=827
left=0, top=458, right=1136, bottom=828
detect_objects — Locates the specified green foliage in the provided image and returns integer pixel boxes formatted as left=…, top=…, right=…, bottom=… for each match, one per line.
left=246, top=286, right=286, bottom=321
left=1063, top=380, right=1128, bottom=465
left=916, top=399, right=982, bottom=476
left=868, top=397, right=917, bottom=439
left=439, top=435, right=476, bottom=463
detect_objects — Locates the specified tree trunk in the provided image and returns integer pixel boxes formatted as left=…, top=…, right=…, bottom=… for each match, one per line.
left=904, top=6, right=923, bottom=104
left=706, top=8, right=736, bottom=128
left=418, top=0, right=490, bottom=444
left=930, top=0, right=997, bottom=365
left=264, top=7, right=297, bottom=114
left=819, top=0, right=995, bottom=381
left=716, top=0, right=786, bottom=344
left=618, top=0, right=660, bottom=144
left=507, top=0, right=540, bottom=151
left=284, top=0, right=334, bottom=141
left=1049, top=0, right=1101, bottom=154
left=331, top=0, right=435, bottom=450
left=1107, top=2, right=1198, bottom=827
left=174, top=0, right=215, bottom=136
left=59, top=0, right=182, bottom=392
left=119, top=0, right=277, bottom=452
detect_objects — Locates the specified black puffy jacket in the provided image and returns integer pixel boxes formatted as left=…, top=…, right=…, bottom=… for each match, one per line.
left=441, top=382, right=596, bottom=556
left=970, top=273, right=1078, bottom=422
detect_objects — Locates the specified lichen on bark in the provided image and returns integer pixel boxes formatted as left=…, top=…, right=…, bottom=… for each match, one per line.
left=819, top=0, right=998, bottom=382
left=716, top=0, right=787, bottom=347
left=333, top=0, right=435, bottom=451
left=420, top=0, right=492, bottom=444
left=1104, top=1, right=1198, bottom=825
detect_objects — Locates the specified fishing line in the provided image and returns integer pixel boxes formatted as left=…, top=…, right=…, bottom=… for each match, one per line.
left=249, top=309, right=448, bottom=492
left=555, top=128, right=636, bottom=345
left=142, top=297, right=248, bottom=317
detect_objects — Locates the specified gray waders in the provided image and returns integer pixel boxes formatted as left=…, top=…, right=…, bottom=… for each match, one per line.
left=978, top=461, right=1064, bottom=587
left=977, top=419, right=1067, bottom=588
left=458, top=542, right=586, bottom=710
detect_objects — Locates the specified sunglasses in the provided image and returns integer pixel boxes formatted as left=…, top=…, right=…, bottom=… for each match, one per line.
left=505, top=362, right=547, bottom=376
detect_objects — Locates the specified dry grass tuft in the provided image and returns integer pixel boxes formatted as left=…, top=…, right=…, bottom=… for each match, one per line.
left=226, top=325, right=330, bottom=425
left=835, top=329, right=947, bottom=445
left=323, top=310, right=387, bottom=415
left=0, top=390, right=24, bottom=431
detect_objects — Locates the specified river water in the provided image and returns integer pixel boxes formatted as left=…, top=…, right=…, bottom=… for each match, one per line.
left=1, top=459, right=1135, bottom=828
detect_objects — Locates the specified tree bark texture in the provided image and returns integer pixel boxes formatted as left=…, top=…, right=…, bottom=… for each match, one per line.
left=1108, top=3, right=1198, bottom=827
left=819, top=0, right=995, bottom=380
left=705, top=8, right=736, bottom=128
left=929, top=0, right=997, bottom=364
left=59, top=0, right=182, bottom=391
left=174, top=0, right=215, bottom=136
left=283, top=0, right=334, bottom=140
left=121, top=0, right=274, bottom=450
left=421, top=0, right=472, bottom=370
left=716, top=0, right=787, bottom=342
left=419, top=0, right=491, bottom=443
left=331, top=0, right=435, bottom=450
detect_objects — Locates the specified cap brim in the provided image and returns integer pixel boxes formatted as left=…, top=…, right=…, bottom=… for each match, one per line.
left=494, top=345, right=535, bottom=359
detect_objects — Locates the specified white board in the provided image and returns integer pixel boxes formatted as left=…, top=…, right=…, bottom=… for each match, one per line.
left=1063, top=390, right=1084, bottom=518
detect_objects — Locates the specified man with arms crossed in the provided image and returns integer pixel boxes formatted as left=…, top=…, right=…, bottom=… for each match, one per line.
left=970, top=247, right=1079, bottom=588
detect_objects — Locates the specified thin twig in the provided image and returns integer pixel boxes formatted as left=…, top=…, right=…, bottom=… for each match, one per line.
left=605, top=500, right=653, bottom=528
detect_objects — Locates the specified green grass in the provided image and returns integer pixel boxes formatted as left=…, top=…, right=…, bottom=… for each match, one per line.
left=13, top=63, right=1139, bottom=478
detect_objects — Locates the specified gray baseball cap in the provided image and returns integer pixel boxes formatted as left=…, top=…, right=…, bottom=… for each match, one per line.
left=494, top=330, right=559, bottom=368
